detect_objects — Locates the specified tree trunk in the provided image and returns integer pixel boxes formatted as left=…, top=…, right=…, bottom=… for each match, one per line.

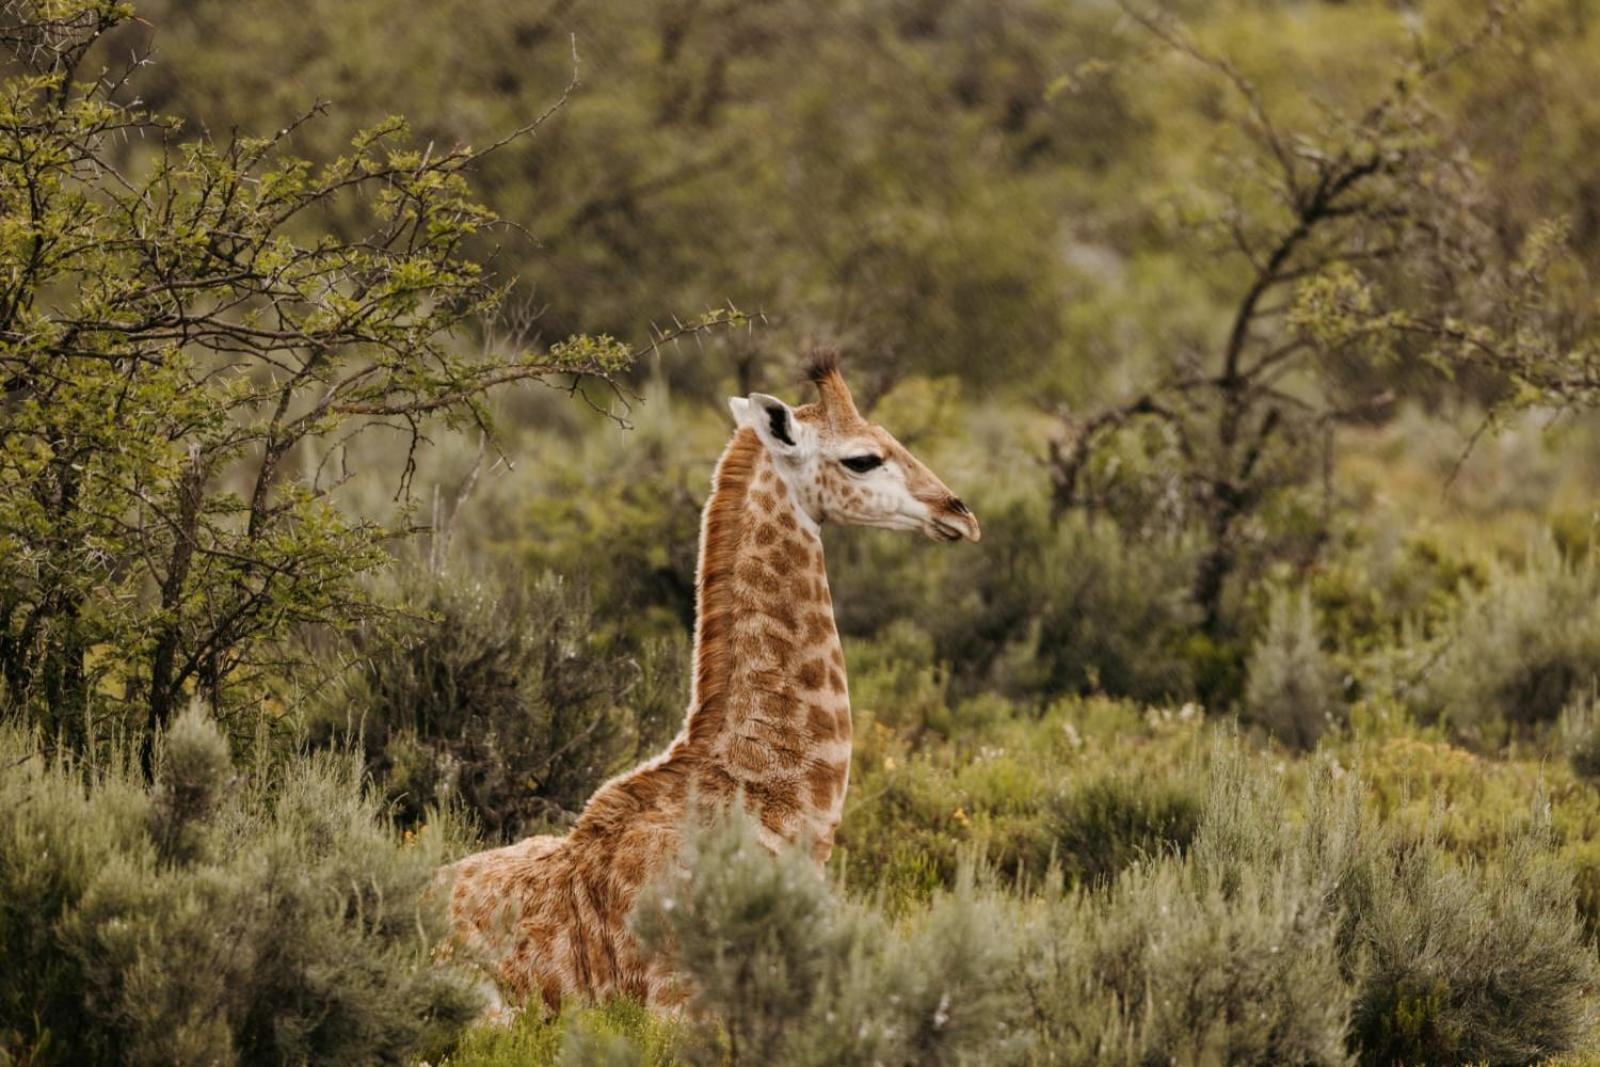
left=141, top=446, right=206, bottom=779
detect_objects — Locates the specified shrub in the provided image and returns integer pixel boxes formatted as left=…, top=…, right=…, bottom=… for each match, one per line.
left=1026, top=514, right=1202, bottom=705
left=1014, top=859, right=1354, bottom=1066
left=1007, top=746, right=1355, bottom=1065
left=1414, top=545, right=1600, bottom=745
left=1045, top=770, right=1202, bottom=888
left=0, top=704, right=481, bottom=1066
left=827, top=501, right=1201, bottom=705
left=310, top=566, right=685, bottom=841
left=1013, top=743, right=1599, bottom=1066
left=1560, top=687, right=1600, bottom=784
left=1030, top=742, right=1356, bottom=1067
left=1242, top=586, right=1344, bottom=749
left=845, top=620, right=952, bottom=738
left=1198, top=746, right=1597, bottom=1067
left=836, top=697, right=1209, bottom=909
left=630, top=810, right=1019, bottom=1067
left=1342, top=808, right=1597, bottom=1066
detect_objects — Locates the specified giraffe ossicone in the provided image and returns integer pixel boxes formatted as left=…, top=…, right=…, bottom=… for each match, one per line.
left=443, top=353, right=980, bottom=1012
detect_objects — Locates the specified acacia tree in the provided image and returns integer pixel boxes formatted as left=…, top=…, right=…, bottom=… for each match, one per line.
left=0, top=0, right=733, bottom=761
left=1048, top=3, right=1593, bottom=638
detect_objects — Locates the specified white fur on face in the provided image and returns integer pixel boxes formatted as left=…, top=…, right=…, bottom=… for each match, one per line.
left=728, top=390, right=978, bottom=542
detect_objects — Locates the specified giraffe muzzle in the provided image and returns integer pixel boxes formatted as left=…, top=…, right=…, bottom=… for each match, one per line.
left=926, top=498, right=981, bottom=543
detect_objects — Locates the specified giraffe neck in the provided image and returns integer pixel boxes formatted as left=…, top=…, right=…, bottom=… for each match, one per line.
left=682, top=428, right=852, bottom=850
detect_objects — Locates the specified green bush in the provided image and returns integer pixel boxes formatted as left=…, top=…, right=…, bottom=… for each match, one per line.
left=1015, top=744, right=1598, bottom=1066
left=836, top=696, right=1209, bottom=909
left=845, top=620, right=952, bottom=738
left=445, top=998, right=688, bottom=1067
left=1560, top=687, right=1600, bottom=784
left=1015, top=859, right=1353, bottom=1065
left=1013, top=747, right=1354, bottom=1066
left=310, top=566, right=685, bottom=841
left=1045, top=770, right=1202, bottom=888
left=1203, top=746, right=1597, bottom=1067
left=0, top=704, right=480, bottom=1065
left=1242, top=586, right=1344, bottom=750
left=1343, top=811, right=1597, bottom=1066
left=630, top=810, right=1019, bottom=1067
left=1414, top=546, right=1600, bottom=745
left=1027, top=515, right=1202, bottom=704
left=829, top=502, right=1202, bottom=705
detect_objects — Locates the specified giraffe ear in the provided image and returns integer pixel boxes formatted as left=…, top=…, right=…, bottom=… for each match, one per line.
left=727, top=396, right=752, bottom=426
left=747, top=392, right=813, bottom=460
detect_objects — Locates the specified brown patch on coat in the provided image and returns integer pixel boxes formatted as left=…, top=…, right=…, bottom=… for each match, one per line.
left=809, top=761, right=843, bottom=809
left=797, top=659, right=826, bottom=690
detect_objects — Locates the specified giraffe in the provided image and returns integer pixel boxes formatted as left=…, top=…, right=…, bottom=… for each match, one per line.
left=443, top=352, right=980, bottom=1013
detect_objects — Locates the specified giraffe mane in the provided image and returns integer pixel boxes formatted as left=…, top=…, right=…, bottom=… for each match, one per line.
left=683, top=426, right=761, bottom=747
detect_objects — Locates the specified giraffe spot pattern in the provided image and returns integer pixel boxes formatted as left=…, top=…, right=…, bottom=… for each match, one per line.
left=797, top=659, right=826, bottom=690
left=806, top=701, right=837, bottom=740
left=440, top=383, right=931, bottom=1015
left=809, top=762, right=838, bottom=809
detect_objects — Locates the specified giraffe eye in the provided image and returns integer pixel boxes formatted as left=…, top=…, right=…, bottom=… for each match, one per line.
left=840, top=455, right=883, bottom=474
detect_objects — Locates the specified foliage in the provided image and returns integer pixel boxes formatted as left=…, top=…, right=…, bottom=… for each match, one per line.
left=1016, top=862, right=1353, bottom=1065
left=0, top=0, right=640, bottom=758
left=1008, top=748, right=1357, bottom=1065
left=831, top=502, right=1203, bottom=706
left=630, top=808, right=1019, bottom=1067
left=1047, top=2, right=1599, bottom=639
left=1342, top=810, right=1596, bottom=1067
left=0, top=703, right=480, bottom=1065
left=502, top=386, right=727, bottom=643
left=835, top=697, right=1207, bottom=910
left=8, top=0, right=1600, bottom=1063
left=1562, top=687, right=1600, bottom=785
left=1013, top=744, right=1597, bottom=1066
left=1023, top=514, right=1202, bottom=704
left=309, top=564, right=685, bottom=841
left=844, top=619, right=951, bottom=739
left=445, top=999, right=688, bottom=1067
left=1045, top=768, right=1202, bottom=888
left=125, top=0, right=1100, bottom=397
left=1242, top=585, right=1343, bottom=750
left=1412, top=544, right=1600, bottom=746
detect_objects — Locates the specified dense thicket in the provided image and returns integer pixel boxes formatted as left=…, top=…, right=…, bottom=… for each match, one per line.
left=0, top=705, right=481, bottom=1064
left=490, top=746, right=1593, bottom=1067
left=308, top=565, right=685, bottom=841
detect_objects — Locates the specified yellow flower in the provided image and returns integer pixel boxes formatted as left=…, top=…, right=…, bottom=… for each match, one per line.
left=884, top=756, right=897, bottom=771
left=952, top=807, right=970, bottom=827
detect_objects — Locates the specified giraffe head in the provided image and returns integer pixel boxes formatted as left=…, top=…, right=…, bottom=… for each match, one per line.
left=727, top=352, right=981, bottom=543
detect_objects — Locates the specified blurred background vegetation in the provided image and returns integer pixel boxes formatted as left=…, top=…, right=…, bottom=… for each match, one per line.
left=10, top=0, right=1600, bottom=1062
